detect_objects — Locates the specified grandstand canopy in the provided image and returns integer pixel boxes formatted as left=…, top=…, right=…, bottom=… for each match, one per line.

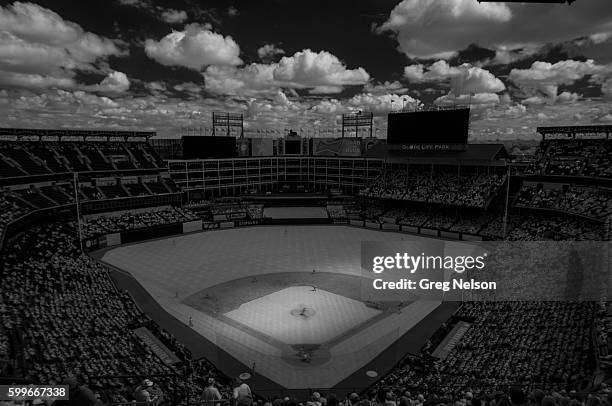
left=380, top=144, right=509, bottom=166
left=537, top=125, right=612, bottom=140
left=0, top=128, right=155, bottom=141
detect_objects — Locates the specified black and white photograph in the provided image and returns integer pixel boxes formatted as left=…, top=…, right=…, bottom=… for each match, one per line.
left=0, top=0, right=611, bottom=405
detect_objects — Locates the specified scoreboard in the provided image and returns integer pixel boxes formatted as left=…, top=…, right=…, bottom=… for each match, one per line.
left=182, top=136, right=236, bottom=159
left=387, top=108, right=470, bottom=151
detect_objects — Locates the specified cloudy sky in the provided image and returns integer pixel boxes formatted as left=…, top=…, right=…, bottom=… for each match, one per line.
left=0, top=0, right=611, bottom=139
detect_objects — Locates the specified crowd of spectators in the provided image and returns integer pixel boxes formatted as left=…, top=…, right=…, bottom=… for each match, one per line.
left=0, top=221, right=231, bottom=405
left=349, top=201, right=605, bottom=241
left=0, top=189, right=30, bottom=237
left=516, top=185, right=612, bottom=221
left=525, top=139, right=612, bottom=179
left=506, top=215, right=604, bottom=241
left=1, top=222, right=172, bottom=397
left=449, top=213, right=497, bottom=235
left=367, top=301, right=601, bottom=406
left=360, top=170, right=505, bottom=209
left=81, top=206, right=198, bottom=238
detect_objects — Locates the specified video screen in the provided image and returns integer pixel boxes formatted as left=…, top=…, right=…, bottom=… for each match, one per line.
left=387, top=109, right=470, bottom=145
left=182, top=136, right=236, bottom=159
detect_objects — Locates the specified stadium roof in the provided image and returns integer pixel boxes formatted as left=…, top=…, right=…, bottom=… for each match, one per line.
left=371, top=144, right=509, bottom=166
left=0, top=128, right=156, bottom=141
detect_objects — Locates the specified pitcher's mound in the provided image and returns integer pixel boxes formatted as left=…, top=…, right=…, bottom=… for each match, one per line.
left=290, top=306, right=316, bottom=318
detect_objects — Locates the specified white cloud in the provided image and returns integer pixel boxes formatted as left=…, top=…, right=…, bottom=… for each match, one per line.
left=203, top=63, right=276, bottom=97
left=404, top=61, right=505, bottom=94
left=117, top=0, right=147, bottom=7
left=309, top=86, right=344, bottom=94
left=522, top=91, right=580, bottom=106
left=510, top=59, right=612, bottom=100
left=88, top=71, right=130, bottom=93
left=161, top=9, right=188, bottom=24
left=556, top=91, right=580, bottom=104
left=522, top=95, right=547, bottom=106
left=510, top=60, right=604, bottom=87
left=346, top=93, right=421, bottom=114
left=145, top=23, right=242, bottom=69
left=310, top=99, right=345, bottom=115
left=590, top=32, right=612, bottom=44
left=0, top=2, right=123, bottom=90
left=434, top=92, right=500, bottom=108
left=377, top=0, right=511, bottom=59
left=145, top=81, right=167, bottom=94
left=363, top=81, right=409, bottom=94
left=484, top=44, right=543, bottom=66
left=203, top=49, right=370, bottom=96
left=257, top=44, right=285, bottom=60
left=0, top=2, right=118, bottom=54
left=0, top=71, right=76, bottom=89
left=173, top=82, right=203, bottom=94
left=273, top=49, right=369, bottom=89
left=377, top=0, right=612, bottom=60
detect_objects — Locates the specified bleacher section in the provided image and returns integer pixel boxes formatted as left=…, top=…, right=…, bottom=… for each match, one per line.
left=123, top=182, right=150, bottom=197
left=0, top=143, right=49, bottom=175
left=0, top=140, right=167, bottom=177
left=526, top=139, right=612, bottom=179
left=39, top=184, right=74, bottom=205
left=15, top=188, right=54, bottom=209
left=27, top=143, right=71, bottom=173
left=515, top=183, right=612, bottom=220
left=98, top=183, right=129, bottom=199
left=81, top=206, right=198, bottom=238
left=360, top=169, right=506, bottom=209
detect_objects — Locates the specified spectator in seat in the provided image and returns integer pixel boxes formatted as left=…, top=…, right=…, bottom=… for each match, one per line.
left=233, top=377, right=253, bottom=406
left=133, top=379, right=160, bottom=405
left=312, top=392, right=326, bottom=406
left=348, top=393, right=361, bottom=406
left=203, top=377, right=222, bottom=405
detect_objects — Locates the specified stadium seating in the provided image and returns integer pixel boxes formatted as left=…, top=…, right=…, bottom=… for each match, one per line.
left=81, top=207, right=198, bottom=238
left=0, top=141, right=166, bottom=177
left=360, top=169, right=505, bottom=208
left=516, top=184, right=612, bottom=220
left=526, top=139, right=612, bottom=179
left=0, top=134, right=610, bottom=405
left=0, top=221, right=230, bottom=404
left=367, top=302, right=603, bottom=405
